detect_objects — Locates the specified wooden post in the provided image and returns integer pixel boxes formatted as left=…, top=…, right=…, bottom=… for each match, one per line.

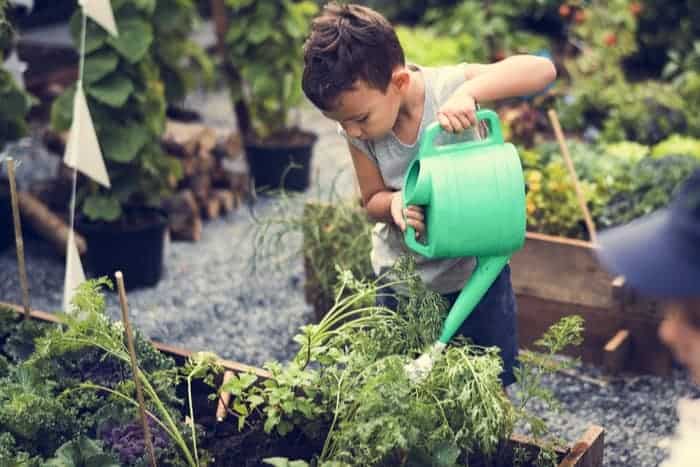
left=216, top=370, right=235, bottom=422
left=115, top=271, right=158, bottom=467
left=547, top=109, right=598, bottom=244
left=6, top=159, right=31, bottom=320
left=558, top=425, right=604, bottom=467
left=603, top=329, right=631, bottom=375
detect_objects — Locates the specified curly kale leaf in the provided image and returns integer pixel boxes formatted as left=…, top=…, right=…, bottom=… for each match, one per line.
left=43, top=436, right=119, bottom=467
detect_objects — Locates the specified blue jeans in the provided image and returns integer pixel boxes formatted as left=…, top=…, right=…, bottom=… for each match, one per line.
left=375, top=264, right=519, bottom=386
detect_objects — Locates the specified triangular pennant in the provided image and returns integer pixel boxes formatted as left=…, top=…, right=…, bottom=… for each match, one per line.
left=64, top=84, right=111, bottom=188
left=3, top=49, right=27, bottom=90
left=62, top=230, right=86, bottom=313
left=79, top=0, right=119, bottom=37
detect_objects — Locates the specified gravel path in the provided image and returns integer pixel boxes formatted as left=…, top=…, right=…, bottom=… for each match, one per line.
left=1, top=86, right=698, bottom=466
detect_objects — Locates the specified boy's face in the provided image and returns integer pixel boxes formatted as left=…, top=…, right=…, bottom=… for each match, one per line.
left=322, top=70, right=409, bottom=141
left=659, top=299, right=700, bottom=384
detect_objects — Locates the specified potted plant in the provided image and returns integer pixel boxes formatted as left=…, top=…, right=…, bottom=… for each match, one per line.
left=0, top=0, right=33, bottom=252
left=50, top=0, right=182, bottom=289
left=224, top=0, right=319, bottom=192
left=152, top=0, right=214, bottom=121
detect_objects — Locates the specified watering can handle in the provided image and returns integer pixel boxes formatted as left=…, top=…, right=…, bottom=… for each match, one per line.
left=418, top=109, right=504, bottom=158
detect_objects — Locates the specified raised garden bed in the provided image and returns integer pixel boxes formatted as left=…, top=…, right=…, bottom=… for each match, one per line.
left=511, top=232, right=671, bottom=376
left=300, top=201, right=671, bottom=377
left=0, top=293, right=604, bottom=467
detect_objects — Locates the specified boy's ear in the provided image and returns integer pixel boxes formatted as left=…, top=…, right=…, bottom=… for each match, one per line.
left=391, top=68, right=411, bottom=92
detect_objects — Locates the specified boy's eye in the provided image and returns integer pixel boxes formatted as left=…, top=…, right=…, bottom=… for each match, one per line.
left=357, top=115, right=369, bottom=123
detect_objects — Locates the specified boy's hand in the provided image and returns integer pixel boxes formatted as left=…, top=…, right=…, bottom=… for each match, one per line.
left=391, top=192, right=425, bottom=239
left=437, top=90, right=477, bottom=133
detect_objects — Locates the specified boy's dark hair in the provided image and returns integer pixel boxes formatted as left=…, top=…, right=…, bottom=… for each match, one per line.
left=302, top=3, right=405, bottom=111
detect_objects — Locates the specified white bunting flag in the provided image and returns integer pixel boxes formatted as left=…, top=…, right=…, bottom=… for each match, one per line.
left=3, top=50, right=27, bottom=90
left=62, top=231, right=86, bottom=313
left=64, top=84, right=111, bottom=188
left=79, top=0, right=119, bottom=37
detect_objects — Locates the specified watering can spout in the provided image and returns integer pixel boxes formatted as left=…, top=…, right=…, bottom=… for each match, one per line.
left=438, top=255, right=511, bottom=344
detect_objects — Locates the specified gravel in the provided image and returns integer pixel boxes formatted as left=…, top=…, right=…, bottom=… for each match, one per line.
left=1, top=86, right=697, bottom=466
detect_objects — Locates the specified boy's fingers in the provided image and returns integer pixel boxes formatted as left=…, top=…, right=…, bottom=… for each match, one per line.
left=447, top=114, right=463, bottom=132
left=405, top=207, right=424, bottom=222
left=407, top=219, right=425, bottom=234
left=466, top=110, right=478, bottom=127
left=437, top=112, right=453, bottom=132
left=456, top=113, right=472, bottom=130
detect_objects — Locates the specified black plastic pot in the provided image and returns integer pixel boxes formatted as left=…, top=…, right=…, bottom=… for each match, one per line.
left=245, top=130, right=318, bottom=192
left=77, top=209, right=168, bottom=290
left=0, top=178, right=12, bottom=252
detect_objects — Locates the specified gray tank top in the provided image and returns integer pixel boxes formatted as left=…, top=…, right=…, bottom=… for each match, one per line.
left=339, top=63, right=478, bottom=294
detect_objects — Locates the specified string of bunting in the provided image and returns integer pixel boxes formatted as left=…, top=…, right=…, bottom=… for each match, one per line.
left=61, top=0, right=118, bottom=311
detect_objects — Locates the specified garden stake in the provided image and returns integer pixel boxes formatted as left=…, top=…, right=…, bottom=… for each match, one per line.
left=6, top=158, right=31, bottom=319
left=116, top=271, right=158, bottom=467
left=216, top=370, right=235, bottom=422
left=401, top=110, right=526, bottom=382
left=547, top=109, right=598, bottom=243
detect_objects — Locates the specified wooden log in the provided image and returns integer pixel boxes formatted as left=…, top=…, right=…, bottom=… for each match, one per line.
left=213, top=189, right=235, bottom=213
left=189, top=174, right=212, bottom=207
left=203, top=196, right=222, bottom=220
left=17, top=191, right=87, bottom=256
left=603, top=329, right=631, bottom=375
left=162, top=190, right=202, bottom=241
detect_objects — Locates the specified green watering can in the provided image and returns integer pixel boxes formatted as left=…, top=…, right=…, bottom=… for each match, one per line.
left=401, top=109, right=526, bottom=381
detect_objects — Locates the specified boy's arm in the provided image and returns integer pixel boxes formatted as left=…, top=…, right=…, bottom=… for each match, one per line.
left=438, top=55, right=556, bottom=132
left=349, top=143, right=420, bottom=233
left=349, top=142, right=398, bottom=225
left=461, top=55, right=557, bottom=101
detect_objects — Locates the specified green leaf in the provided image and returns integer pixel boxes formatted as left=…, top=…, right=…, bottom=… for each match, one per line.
left=50, top=86, right=76, bottom=132
left=82, top=194, right=122, bottom=222
left=70, top=13, right=107, bottom=53
left=83, top=50, right=120, bottom=85
left=43, top=436, right=119, bottom=467
left=100, top=123, right=150, bottom=162
left=87, top=74, right=134, bottom=107
left=433, top=442, right=461, bottom=467
left=106, top=18, right=153, bottom=64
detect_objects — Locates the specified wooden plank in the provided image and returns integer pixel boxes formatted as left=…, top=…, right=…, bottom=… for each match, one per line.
left=511, top=232, right=615, bottom=309
left=517, top=295, right=672, bottom=375
left=558, top=425, right=604, bottom=467
left=603, top=329, right=631, bottom=375
left=0, top=301, right=271, bottom=379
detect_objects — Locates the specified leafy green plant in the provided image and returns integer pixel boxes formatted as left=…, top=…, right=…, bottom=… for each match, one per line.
left=395, top=25, right=463, bottom=67
left=0, top=0, right=34, bottom=149
left=596, top=155, right=699, bottom=229
left=423, top=1, right=550, bottom=63
left=224, top=259, right=584, bottom=466
left=29, top=278, right=203, bottom=466
left=652, top=134, right=700, bottom=160
left=51, top=0, right=182, bottom=222
left=224, top=0, right=318, bottom=140
left=153, top=0, right=214, bottom=104
left=43, top=436, right=119, bottom=467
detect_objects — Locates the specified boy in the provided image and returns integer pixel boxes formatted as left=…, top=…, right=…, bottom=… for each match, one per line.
left=302, top=3, right=556, bottom=386
left=596, top=169, right=700, bottom=467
